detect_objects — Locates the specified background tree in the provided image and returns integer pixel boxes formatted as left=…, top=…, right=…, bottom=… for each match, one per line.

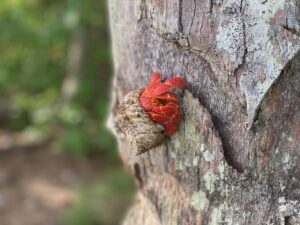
left=108, top=0, right=300, bottom=224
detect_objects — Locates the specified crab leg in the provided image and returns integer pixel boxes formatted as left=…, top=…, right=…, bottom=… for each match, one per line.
left=165, top=76, right=187, bottom=88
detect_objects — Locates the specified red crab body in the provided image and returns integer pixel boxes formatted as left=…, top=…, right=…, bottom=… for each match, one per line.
left=139, top=72, right=186, bottom=135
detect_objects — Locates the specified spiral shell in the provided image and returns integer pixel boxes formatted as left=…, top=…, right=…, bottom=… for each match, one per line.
left=117, top=89, right=166, bottom=155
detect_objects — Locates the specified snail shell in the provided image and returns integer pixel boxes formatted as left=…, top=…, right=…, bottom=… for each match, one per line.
left=117, top=89, right=166, bottom=155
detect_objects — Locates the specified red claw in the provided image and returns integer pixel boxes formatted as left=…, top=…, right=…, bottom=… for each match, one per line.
left=139, top=72, right=186, bottom=136
left=165, top=76, right=187, bottom=88
left=150, top=72, right=161, bottom=84
left=153, top=83, right=171, bottom=96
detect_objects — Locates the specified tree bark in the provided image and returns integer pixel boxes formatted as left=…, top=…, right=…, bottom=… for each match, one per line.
left=108, top=0, right=300, bottom=224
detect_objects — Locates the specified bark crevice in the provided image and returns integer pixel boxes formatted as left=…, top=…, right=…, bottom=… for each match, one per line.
left=178, top=0, right=184, bottom=33
left=189, top=0, right=196, bottom=34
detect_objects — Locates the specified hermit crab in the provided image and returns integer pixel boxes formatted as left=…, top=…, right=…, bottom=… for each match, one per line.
left=117, top=72, right=186, bottom=155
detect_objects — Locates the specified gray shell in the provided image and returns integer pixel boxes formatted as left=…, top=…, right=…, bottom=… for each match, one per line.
left=117, top=89, right=166, bottom=155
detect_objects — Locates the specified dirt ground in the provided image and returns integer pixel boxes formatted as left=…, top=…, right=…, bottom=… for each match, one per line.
left=0, top=147, right=111, bottom=225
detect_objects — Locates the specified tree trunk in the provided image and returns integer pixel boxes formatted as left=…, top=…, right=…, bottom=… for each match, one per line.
left=108, top=0, right=300, bottom=224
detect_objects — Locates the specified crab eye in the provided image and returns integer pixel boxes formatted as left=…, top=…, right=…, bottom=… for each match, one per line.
left=152, top=98, right=166, bottom=106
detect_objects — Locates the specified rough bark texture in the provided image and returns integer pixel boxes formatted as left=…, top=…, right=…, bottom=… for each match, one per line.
left=108, top=0, right=300, bottom=224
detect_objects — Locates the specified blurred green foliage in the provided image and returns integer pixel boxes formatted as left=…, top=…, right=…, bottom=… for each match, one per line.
left=0, top=1, right=135, bottom=224
left=62, top=170, right=135, bottom=225
left=0, top=0, right=117, bottom=157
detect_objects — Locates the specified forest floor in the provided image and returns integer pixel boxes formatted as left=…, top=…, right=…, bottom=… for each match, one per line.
left=0, top=145, right=118, bottom=225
